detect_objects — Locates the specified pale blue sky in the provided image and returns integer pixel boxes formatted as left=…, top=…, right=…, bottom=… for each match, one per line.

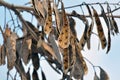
left=0, top=0, right=120, bottom=80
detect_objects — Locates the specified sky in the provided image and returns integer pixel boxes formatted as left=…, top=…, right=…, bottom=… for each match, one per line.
left=0, top=0, right=120, bottom=80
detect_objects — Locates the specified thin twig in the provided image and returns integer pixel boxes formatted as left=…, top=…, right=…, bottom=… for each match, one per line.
left=9, top=73, right=14, bottom=80
left=7, top=70, right=14, bottom=80
left=14, top=71, right=17, bottom=80
left=4, top=7, right=6, bottom=29
left=83, top=57, right=99, bottom=73
left=111, top=6, right=120, bottom=13
left=5, top=5, right=38, bottom=41
left=7, top=70, right=9, bottom=80
left=8, top=9, right=16, bottom=32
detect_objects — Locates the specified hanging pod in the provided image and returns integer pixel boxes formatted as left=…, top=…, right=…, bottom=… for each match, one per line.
left=92, top=7, right=107, bottom=49
left=58, top=1, right=71, bottom=49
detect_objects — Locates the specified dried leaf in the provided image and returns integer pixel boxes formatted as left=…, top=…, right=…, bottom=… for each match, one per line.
left=94, top=72, right=100, bottom=80
left=42, top=0, right=48, bottom=15
left=6, top=32, right=18, bottom=70
left=42, top=41, right=57, bottom=59
left=32, top=69, right=39, bottom=80
left=26, top=39, right=32, bottom=50
left=1, top=45, right=6, bottom=65
left=100, top=67, right=109, bottom=80
left=4, top=26, right=11, bottom=37
left=31, top=53, right=40, bottom=70
left=71, top=45, right=88, bottom=79
left=77, top=45, right=88, bottom=75
left=25, top=21, right=39, bottom=35
left=16, top=37, right=32, bottom=65
left=21, top=40, right=31, bottom=65
left=92, top=7, right=107, bottom=49
left=21, top=74, right=27, bottom=80
left=3, top=26, right=11, bottom=46
left=37, top=35, right=43, bottom=48
left=71, top=51, right=84, bottom=79
left=16, top=39, right=22, bottom=56
left=58, top=2, right=70, bottom=49
left=19, top=14, right=38, bottom=41
left=53, top=27, right=59, bottom=40
left=35, top=13, right=45, bottom=26
left=44, top=0, right=52, bottom=34
left=48, top=33, right=61, bottom=64
left=32, top=0, right=45, bottom=18
left=15, top=58, right=27, bottom=80
left=31, top=39, right=40, bottom=53
left=71, top=62, right=84, bottom=80
left=41, top=69, right=46, bottom=80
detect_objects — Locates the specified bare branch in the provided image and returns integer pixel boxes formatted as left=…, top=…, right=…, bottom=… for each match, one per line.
left=0, top=0, right=120, bottom=18
left=0, top=0, right=118, bottom=80
left=58, top=2, right=120, bottom=10
left=0, top=0, right=33, bottom=11
left=67, top=11, right=120, bottom=18
left=0, top=1, right=38, bottom=41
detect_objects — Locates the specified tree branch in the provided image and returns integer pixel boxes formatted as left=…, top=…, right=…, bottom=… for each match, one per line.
left=67, top=12, right=120, bottom=18
left=60, top=2, right=120, bottom=10
left=0, top=0, right=33, bottom=11
left=0, top=0, right=120, bottom=19
left=0, top=0, right=39, bottom=40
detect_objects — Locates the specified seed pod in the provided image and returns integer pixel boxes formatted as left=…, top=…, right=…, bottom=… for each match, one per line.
left=92, top=7, right=107, bottom=49
left=44, top=0, right=52, bottom=34
left=58, top=2, right=70, bottom=49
